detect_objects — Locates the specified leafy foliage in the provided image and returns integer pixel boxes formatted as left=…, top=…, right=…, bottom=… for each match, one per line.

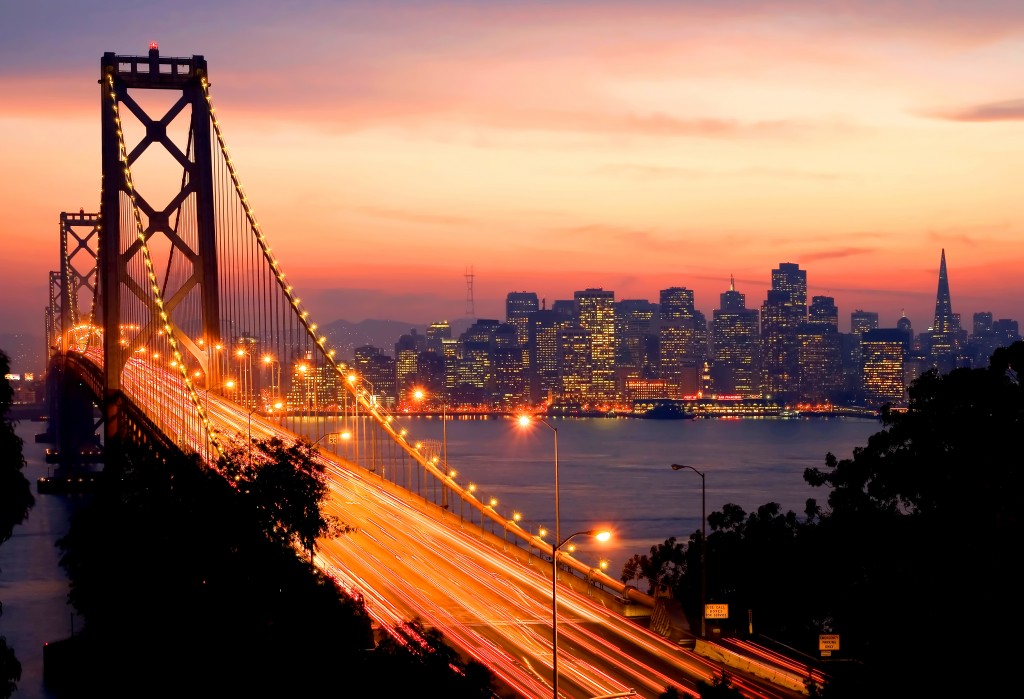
left=55, top=438, right=374, bottom=696
left=0, top=350, right=33, bottom=544
left=372, top=619, right=498, bottom=699
left=0, top=350, right=33, bottom=699
left=219, top=436, right=336, bottom=559
left=55, top=433, right=499, bottom=698
left=624, top=341, right=1024, bottom=699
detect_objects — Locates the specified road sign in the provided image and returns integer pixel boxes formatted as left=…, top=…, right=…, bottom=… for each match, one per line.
left=819, top=634, right=840, bottom=651
left=704, top=603, right=729, bottom=619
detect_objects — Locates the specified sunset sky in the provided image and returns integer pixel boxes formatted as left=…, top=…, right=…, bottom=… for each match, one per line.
left=2, top=1, right=1023, bottom=340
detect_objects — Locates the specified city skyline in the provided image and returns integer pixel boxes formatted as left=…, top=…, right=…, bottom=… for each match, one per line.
left=3, top=1, right=1023, bottom=339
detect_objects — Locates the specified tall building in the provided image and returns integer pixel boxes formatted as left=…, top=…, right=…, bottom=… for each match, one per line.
left=574, top=288, right=617, bottom=402
left=505, top=292, right=539, bottom=346
left=491, top=322, right=524, bottom=408
left=861, top=328, right=908, bottom=408
left=528, top=308, right=566, bottom=404
left=849, top=310, right=880, bottom=396
left=808, top=296, right=838, bottom=330
left=558, top=326, right=592, bottom=402
left=425, top=320, right=451, bottom=355
left=771, top=262, right=807, bottom=311
left=760, top=263, right=807, bottom=401
left=659, top=287, right=700, bottom=398
left=711, top=276, right=760, bottom=397
left=615, top=299, right=658, bottom=380
left=851, top=310, right=879, bottom=336
left=503, top=292, right=537, bottom=403
left=457, top=319, right=501, bottom=399
left=797, top=295, right=842, bottom=402
left=927, top=248, right=959, bottom=372
left=394, top=330, right=423, bottom=402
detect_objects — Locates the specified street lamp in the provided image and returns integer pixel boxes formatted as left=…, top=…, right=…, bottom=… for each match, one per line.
left=670, top=463, right=707, bottom=639
left=262, top=354, right=281, bottom=403
left=552, top=529, right=611, bottom=699
left=236, top=348, right=252, bottom=409
left=517, top=415, right=560, bottom=551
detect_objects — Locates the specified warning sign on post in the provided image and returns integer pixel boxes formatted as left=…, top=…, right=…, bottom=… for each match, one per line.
left=704, top=603, right=729, bottom=619
left=819, top=634, right=840, bottom=651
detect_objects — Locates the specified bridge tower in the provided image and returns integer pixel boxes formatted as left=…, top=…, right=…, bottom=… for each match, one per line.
left=99, top=45, right=222, bottom=453
left=42, top=211, right=103, bottom=453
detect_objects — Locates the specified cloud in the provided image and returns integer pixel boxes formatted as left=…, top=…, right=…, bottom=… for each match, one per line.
left=925, top=98, right=1024, bottom=122
left=800, top=247, right=875, bottom=263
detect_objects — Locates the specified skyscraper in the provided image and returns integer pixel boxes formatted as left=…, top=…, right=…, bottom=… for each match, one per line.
left=711, top=276, right=760, bottom=397
left=797, top=295, right=842, bottom=402
left=928, top=248, right=959, bottom=369
left=505, top=292, right=539, bottom=347
left=574, top=288, right=616, bottom=402
left=528, top=308, right=566, bottom=404
left=760, top=263, right=807, bottom=401
left=861, top=328, right=908, bottom=407
left=659, top=287, right=701, bottom=397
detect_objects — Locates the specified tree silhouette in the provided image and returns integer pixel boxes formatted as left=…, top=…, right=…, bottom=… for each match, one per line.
left=0, top=350, right=33, bottom=699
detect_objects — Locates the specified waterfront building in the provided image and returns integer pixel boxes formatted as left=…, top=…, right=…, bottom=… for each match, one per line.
left=528, top=308, right=565, bottom=405
left=795, top=296, right=843, bottom=403
left=760, top=263, right=807, bottom=401
left=659, top=287, right=700, bottom=398
left=796, top=325, right=843, bottom=403
left=456, top=319, right=501, bottom=399
left=558, top=326, right=592, bottom=402
left=861, top=328, right=908, bottom=407
left=711, top=276, right=760, bottom=397
left=491, top=322, right=525, bottom=409
left=394, top=330, right=422, bottom=403
left=615, top=299, right=658, bottom=382
left=574, top=288, right=617, bottom=402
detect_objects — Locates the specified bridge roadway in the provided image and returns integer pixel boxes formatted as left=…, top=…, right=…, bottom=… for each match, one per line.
left=66, top=351, right=807, bottom=699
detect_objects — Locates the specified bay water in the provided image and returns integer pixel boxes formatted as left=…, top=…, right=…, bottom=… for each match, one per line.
left=0, top=414, right=881, bottom=698
left=322, top=414, right=883, bottom=574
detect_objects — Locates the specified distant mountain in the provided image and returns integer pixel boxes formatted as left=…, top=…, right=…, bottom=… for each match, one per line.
left=0, top=334, right=45, bottom=375
left=322, top=317, right=477, bottom=359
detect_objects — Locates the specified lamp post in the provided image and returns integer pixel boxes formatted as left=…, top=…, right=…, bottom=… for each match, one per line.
left=517, top=415, right=560, bottom=551
left=670, top=463, right=706, bottom=639
left=552, top=529, right=611, bottom=699
left=262, top=354, right=281, bottom=404
left=415, top=388, right=452, bottom=508
left=235, top=348, right=253, bottom=409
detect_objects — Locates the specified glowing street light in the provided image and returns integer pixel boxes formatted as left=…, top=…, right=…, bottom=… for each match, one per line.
left=552, top=529, right=611, bottom=699
left=517, top=414, right=561, bottom=560
left=670, top=463, right=707, bottom=639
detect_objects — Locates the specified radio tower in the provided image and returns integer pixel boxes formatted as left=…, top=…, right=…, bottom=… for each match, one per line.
left=464, top=266, right=475, bottom=319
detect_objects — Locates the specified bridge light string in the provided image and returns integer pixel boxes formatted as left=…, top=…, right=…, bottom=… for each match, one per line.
left=106, top=73, right=227, bottom=462
left=199, top=78, right=525, bottom=532
left=203, top=80, right=409, bottom=436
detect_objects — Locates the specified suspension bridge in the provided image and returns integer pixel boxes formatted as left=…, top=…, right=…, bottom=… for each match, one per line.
left=41, top=45, right=810, bottom=699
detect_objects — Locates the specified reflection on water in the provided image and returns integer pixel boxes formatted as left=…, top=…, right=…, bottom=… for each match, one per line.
left=290, top=414, right=881, bottom=574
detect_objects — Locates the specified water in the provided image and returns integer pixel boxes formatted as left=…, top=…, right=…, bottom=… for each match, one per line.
left=382, top=415, right=881, bottom=573
left=0, top=419, right=81, bottom=699
left=0, top=413, right=881, bottom=697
